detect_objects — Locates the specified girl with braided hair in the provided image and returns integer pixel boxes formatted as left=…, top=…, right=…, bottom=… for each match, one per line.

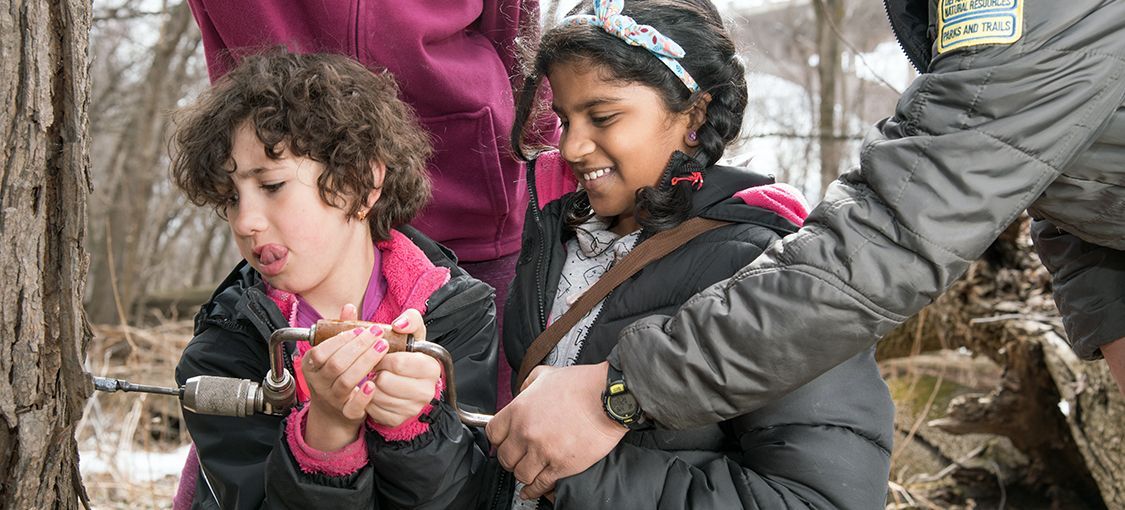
left=484, top=0, right=895, bottom=508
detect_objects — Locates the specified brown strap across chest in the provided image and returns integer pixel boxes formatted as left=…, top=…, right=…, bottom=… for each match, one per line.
left=514, top=217, right=731, bottom=392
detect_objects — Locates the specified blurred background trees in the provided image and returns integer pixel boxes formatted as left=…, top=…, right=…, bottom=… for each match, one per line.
left=84, top=0, right=218, bottom=327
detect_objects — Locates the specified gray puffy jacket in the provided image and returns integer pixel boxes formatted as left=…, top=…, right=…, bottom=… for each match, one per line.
left=610, top=0, right=1125, bottom=428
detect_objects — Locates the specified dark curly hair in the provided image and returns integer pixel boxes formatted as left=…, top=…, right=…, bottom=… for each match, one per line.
left=512, top=0, right=746, bottom=233
left=171, top=50, right=432, bottom=241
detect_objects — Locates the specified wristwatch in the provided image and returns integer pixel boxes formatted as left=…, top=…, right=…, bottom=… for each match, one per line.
left=602, top=363, right=651, bottom=430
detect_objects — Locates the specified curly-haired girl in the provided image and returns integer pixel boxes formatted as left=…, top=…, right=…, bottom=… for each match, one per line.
left=172, top=50, right=496, bottom=510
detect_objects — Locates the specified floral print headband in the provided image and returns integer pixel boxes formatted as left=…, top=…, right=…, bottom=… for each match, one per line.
left=559, top=0, right=701, bottom=93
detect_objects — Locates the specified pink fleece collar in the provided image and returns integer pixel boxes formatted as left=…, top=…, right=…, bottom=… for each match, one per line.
left=733, top=183, right=810, bottom=226
left=370, top=230, right=451, bottom=323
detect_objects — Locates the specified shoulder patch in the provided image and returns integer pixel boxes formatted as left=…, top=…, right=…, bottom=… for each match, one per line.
left=937, top=0, right=1022, bottom=55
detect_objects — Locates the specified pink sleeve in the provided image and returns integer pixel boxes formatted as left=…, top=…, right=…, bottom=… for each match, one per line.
left=285, top=406, right=369, bottom=476
left=367, top=377, right=445, bottom=442
left=172, top=445, right=199, bottom=510
left=478, top=0, right=561, bottom=148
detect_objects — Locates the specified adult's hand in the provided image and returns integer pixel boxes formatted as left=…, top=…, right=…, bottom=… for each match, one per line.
left=486, top=361, right=627, bottom=500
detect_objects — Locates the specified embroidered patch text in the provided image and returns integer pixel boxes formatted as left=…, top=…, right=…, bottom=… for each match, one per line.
left=937, top=0, right=1023, bottom=54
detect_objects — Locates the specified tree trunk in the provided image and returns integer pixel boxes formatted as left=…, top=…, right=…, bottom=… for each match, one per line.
left=0, top=1, right=92, bottom=508
left=1038, top=326, right=1125, bottom=508
left=813, top=0, right=844, bottom=198
left=929, top=323, right=1107, bottom=508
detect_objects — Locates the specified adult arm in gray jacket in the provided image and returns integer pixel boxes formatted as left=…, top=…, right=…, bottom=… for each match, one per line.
left=614, top=0, right=1125, bottom=429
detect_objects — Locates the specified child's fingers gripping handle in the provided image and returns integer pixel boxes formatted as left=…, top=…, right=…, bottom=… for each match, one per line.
left=310, top=320, right=410, bottom=351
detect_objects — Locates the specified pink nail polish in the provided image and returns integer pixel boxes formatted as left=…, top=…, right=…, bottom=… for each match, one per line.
left=352, top=327, right=364, bottom=335
left=393, top=317, right=410, bottom=329
left=369, top=325, right=383, bottom=335
left=355, top=375, right=370, bottom=389
left=374, top=339, right=388, bottom=353
left=362, top=382, right=374, bottom=395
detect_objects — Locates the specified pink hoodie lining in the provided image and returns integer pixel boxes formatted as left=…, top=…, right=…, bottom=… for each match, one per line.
left=371, top=230, right=451, bottom=324
left=534, top=151, right=579, bottom=209
left=733, top=183, right=810, bottom=226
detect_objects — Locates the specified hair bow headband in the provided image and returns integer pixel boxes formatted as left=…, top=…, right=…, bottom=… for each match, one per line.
left=559, top=0, right=700, bottom=93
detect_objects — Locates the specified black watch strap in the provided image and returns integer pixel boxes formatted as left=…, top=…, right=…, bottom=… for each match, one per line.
left=603, top=364, right=650, bottom=430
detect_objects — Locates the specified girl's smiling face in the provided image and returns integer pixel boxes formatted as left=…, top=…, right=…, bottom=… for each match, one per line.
left=224, top=122, right=380, bottom=313
left=548, top=60, right=696, bottom=235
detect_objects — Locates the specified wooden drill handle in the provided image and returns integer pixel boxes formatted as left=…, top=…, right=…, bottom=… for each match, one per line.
left=308, top=320, right=410, bottom=352
left=304, top=320, right=492, bottom=427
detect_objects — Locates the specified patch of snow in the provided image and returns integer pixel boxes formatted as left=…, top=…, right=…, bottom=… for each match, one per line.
left=80, top=443, right=191, bottom=483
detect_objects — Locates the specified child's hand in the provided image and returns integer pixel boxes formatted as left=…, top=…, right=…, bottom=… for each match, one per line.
left=302, top=319, right=390, bottom=451
left=365, top=309, right=443, bottom=428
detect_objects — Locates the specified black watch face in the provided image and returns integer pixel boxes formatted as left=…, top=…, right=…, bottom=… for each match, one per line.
left=608, top=393, right=638, bottom=418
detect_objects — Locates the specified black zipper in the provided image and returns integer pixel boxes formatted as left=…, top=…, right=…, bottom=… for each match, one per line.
left=489, top=469, right=511, bottom=510
left=564, top=230, right=640, bottom=366
left=243, top=290, right=298, bottom=401
left=527, top=161, right=549, bottom=332
left=882, top=0, right=929, bottom=72
left=352, top=0, right=362, bottom=60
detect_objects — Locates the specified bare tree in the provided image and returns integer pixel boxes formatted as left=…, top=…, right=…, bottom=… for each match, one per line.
left=85, top=1, right=202, bottom=325
left=0, top=1, right=93, bottom=508
left=730, top=0, right=901, bottom=200
left=812, top=0, right=844, bottom=198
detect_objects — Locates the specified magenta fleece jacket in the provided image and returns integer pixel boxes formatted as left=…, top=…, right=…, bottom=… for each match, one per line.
left=188, top=0, right=542, bottom=261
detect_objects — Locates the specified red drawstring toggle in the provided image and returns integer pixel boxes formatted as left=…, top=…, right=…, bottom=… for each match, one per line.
left=671, top=171, right=704, bottom=190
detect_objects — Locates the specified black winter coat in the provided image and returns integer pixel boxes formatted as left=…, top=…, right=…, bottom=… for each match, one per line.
left=500, top=159, right=896, bottom=509
left=175, top=226, right=498, bottom=510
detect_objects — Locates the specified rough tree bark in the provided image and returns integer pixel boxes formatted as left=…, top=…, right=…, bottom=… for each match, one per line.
left=1037, top=325, right=1125, bottom=508
left=0, top=0, right=93, bottom=508
left=930, top=321, right=1123, bottom=508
